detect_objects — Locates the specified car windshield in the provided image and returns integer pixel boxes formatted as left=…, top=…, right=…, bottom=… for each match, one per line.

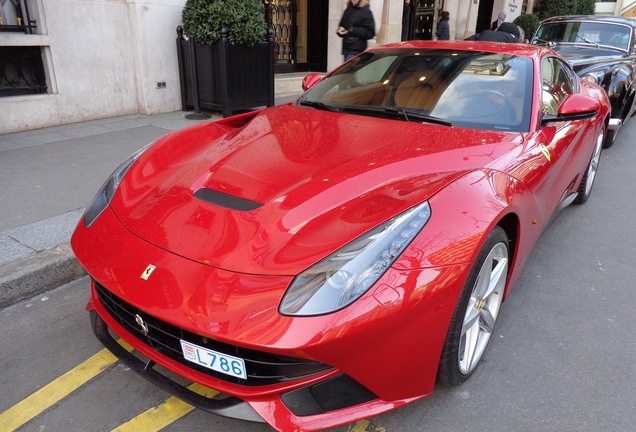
left=297, top=49, right=533, bottom=132
left=533, top=21, right=631, bottom=51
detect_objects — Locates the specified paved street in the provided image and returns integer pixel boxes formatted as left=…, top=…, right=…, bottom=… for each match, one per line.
left=1, top=112, right=635, bottom=431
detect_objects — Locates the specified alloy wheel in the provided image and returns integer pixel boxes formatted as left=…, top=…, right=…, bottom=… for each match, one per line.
left=458, top=242, right=508, bottom=375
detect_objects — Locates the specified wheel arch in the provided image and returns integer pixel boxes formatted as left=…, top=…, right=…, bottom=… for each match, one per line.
left=496, top=212, right=520, bottom=301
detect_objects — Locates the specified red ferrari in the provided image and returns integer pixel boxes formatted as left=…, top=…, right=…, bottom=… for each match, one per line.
left=72, top=41, right=610, bottom=431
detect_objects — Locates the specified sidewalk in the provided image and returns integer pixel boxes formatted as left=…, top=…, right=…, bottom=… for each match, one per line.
left=0, top=102, right=294, bottom=308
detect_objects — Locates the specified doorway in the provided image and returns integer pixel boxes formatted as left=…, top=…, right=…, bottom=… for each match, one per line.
left=476, top=0, right=494, bottom=34
left=266, top=0, right=328, bottom=74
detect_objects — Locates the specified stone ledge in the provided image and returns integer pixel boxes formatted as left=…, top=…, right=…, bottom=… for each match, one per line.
left=0, top=244, right=86, bottom=309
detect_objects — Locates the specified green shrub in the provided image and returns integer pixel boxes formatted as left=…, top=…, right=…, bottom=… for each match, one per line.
left=576, top=0, right=596, bottom=15
left=537, top=0, right=577, bottom=20
left=537, top=0, right=596, bottom=21
left=513, top=14, right=540, bottom=41
left=182, top=0, right=268, bottom=47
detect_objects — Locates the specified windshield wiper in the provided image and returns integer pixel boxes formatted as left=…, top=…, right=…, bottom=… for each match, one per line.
left=341, top=105, right=452, bottom=126
left=576, top=34, right=600, bottom=47
left=298, top=100, right=339, bottom=112
left=385, top=107, right=452, bottom=126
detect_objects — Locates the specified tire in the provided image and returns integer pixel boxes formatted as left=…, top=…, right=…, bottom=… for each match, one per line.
left=437, top=226, right=509, bottom=386
left=574, top=126, right=604, bottom=205
left=603, top=127, right=615, bottom=149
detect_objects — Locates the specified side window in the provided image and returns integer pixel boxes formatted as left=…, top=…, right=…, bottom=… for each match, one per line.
left=541, top=57, right=575, bottom=116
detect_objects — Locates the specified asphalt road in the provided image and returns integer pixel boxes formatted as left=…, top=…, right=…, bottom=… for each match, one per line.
left=1, top=128, right=635, bottom=431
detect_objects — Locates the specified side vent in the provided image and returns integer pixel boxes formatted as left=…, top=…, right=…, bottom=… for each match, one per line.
left=193, top=188, right=263, bottom=211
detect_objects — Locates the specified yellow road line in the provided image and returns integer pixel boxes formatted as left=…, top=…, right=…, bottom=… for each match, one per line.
left=351, top=420, right=372, bottom=432
left=0, top=340, right=133, bottom=432
left=1, top=339, right=384, bottom=432
left=111, top=383, right=219, bottom=432
left=349, top=419, right=387, bottom=432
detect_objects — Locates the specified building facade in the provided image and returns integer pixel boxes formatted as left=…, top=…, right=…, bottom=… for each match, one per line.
left=1, top=0, right=632, bottom=134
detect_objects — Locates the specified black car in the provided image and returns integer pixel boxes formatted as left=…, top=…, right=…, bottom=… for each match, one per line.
left=532, top=15, right=636, bottom=147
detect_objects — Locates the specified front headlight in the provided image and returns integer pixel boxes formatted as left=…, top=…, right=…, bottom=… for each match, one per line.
left=581, top=72, right=603, bottom=85
left=279, top=202, right=431, bottom=316
left=83, top=144, right=151, bottom=227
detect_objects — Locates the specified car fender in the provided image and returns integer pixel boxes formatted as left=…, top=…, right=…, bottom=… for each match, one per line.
left=578, top=61, right=636, bottom=120
left=321, top=169, right=541, bottom=401
left=253, top=169, right=541, bottom=404
left=397, top=168, right=540, bottom=300
left=604, top=62, right=634, bottom=120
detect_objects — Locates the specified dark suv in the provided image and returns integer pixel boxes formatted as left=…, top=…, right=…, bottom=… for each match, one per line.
left=532, top=15, right=636, bottom=147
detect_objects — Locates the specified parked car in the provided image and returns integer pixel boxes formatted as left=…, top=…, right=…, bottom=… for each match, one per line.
left=532, top=15, right=636, bottom=148
left=71, top=41, right=610, bottom=431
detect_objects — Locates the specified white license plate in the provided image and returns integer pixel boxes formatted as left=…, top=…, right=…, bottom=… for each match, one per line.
left=180, top=340, right=247, bottom=380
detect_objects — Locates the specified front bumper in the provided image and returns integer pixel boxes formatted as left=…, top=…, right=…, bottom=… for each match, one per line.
left=89, top=292, right=411, bottom=431
left=90, top=310, right=265, bottom=423
left=73, top=206, right=469, bottom=430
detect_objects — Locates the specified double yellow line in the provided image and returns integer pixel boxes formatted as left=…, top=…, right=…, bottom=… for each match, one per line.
left=0, top=344, right=127, bottom=431
left=113, top=383, right=218, bottom=432
left=0, top=340, right=216, bottom=432
left=1, top=340, right=381, bottom=432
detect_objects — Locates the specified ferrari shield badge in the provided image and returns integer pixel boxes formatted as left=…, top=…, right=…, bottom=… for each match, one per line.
left=538, top=144, right=551, bottom=162
left=141, top=264, right=156, bottom=280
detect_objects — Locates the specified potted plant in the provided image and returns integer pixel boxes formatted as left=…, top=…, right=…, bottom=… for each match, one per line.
left=177, top=0, right=274, bottom=117
left=513, top=14, right=540, bottom=42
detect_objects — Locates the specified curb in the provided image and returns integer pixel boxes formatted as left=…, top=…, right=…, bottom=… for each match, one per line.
left=0, top=244, right=86, bottom=309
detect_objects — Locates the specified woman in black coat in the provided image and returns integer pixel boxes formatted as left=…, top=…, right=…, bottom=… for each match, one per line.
left=435, top=10, right=450, bottom=40
left=337, top=0, right=376, bottom=61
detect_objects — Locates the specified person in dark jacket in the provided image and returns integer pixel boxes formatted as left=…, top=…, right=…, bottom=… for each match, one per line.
left=465, top=22, right=521, bottom=43
left=337, top=0, right=375, bottom=62
left=435, top=10, right=450, bottom=40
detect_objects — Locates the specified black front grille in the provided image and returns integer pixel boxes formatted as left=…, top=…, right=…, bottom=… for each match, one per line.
left=94, top=281, right=332, bottom=386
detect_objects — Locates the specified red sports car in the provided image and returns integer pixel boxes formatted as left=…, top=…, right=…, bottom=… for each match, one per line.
left=72, top=41, right=610, bottom=431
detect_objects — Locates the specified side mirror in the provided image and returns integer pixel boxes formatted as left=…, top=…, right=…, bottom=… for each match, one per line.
left=302, top=73, right=323, bottom=91
left=542, top=94, right=600, bottom=125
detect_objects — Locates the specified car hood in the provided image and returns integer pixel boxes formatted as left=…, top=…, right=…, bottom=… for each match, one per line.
left=548, top=44, right=625, bottom=69
left=111, top=104, right=522, bottom=275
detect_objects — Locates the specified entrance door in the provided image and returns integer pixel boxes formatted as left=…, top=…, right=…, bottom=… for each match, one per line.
left=269, top=0, right=297, bottom=73
left=305, top=0, right=327, bottom=72
left=266, top=0, right=327, bottom=73
left=476, top=0, right=494, bottom=34
left=410, top=0, right=439, bottom=41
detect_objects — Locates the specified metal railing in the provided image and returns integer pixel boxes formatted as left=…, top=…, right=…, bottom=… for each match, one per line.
left=0, top=46, right=47, bottom=97
left=264, top=0, right=297, bottom=72
left=0, top=0, right=37, bottom=34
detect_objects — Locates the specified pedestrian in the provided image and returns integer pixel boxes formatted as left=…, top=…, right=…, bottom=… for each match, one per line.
left=337, top=0, right=376, bottom=62
left=436, top=11, right=450, bottom=40
left=402, top=0, right=411, bottom=41
left=490, top=11, right=506, bottom=30
left=465, top=22, right=521, bottom=43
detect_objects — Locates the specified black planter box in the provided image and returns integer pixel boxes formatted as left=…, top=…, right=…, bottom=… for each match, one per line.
left=177, top=28, right=274, bottom=117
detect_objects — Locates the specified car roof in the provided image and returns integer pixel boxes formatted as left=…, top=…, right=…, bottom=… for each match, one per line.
left=368, top=40, right=554, bottom=59
left=539, top=15, right=636, bottom=27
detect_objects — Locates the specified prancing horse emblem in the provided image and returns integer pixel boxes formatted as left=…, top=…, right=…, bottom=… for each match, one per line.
left=141, top=264, right=156, bottom=280
left=135, top=314, right=150, bottom=336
